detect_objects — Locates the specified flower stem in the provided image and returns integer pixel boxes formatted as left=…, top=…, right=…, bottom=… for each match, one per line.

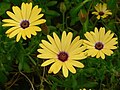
left=62, top=12, right=65, bottom=31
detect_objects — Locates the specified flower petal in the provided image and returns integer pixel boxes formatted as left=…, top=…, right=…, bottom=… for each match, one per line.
left=12, top=6, right=22, bottom=21
left=71, top=60, right=84, bottom=68
left=31, top=19, right=46, bottom=26
left=66, top=61, right=76, bottom=74
left=62, top=64, right=68, bottom=78
left=41, top=59, right=55, bottom=66
left=53, top=32, right=61, bottom=51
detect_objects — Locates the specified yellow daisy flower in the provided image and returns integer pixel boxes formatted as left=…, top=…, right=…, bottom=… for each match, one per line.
left=37, top=31, right=87, bottom=78
left=92, top=3, right=112, bottom=19
left=83, top=27, right=118, bottom=59
left=2, top=2, right=46, bottom=42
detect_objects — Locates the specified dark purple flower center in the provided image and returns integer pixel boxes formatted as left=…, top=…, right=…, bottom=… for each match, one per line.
left=99, top=11, right=104, bottom=16
left=20, top=20, right=29, bottom=29
left=58, top=52, right=68, bottom=62
left=95, top=42, right=104, bottom=50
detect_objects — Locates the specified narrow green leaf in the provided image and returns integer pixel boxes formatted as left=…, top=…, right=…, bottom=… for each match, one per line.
left=46, top=1, right=57, bottom=7
left=45, top=10, right=60, bottom=17
left=0, top=2, right=10, bottom=15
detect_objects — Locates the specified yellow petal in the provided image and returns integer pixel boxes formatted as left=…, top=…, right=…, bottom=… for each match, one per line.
left=83, top=40, right=94, bottom=46
left=48, top=62, right=56, bottom=73
left=5, top=27, right=20, bottom=34
left=101, top=49, right=113, bottom=56
left=53, top=61, right=62, bottom=74
left=86, top=49, right=99, bottom=57
left=103, top=30, right=111, bottom=43
left=70, top=36, right=80, bottom=46
left=105, top=10, right=112, bottom=15
left=6, top=11, right=19, bottom=22
left=16, top=32, right=22, bottom=42
left=71, top=60, right=84, bottom=68
left=21, top=2, right=27, bottom=19
left=12, top=6, right=22, bottom=21
left=69, top=52, right=87, bottom=60
left=26, top=3, right=32, bottom=20
left=30, top=14, right=44, bottom=23
left=2, top=19, right=19, bottom=24
left=96, top=51, right=100, bottom=58
left=99, top=27, right=105, bottom=42
left=69, top=46, right=86, bottom=56
left=99, top=3, right=102, bottom=11
left=28, top=26, right=41, bottom=32
left=65, top=32, right=73, bottom=51
left=42, top=40, right=58, bottom=53
left=2, top=23, right=19, bottom=27
left=37, top=53, right=56, bottom=59
left=104, top=45, right=117, bottom=50
left=62, top=64, right=68, bottom=78
left=105, top=38, right=117, bottom=46
left=97, top=15, right=100, bottom=20
left=66, top=61, right=76, bottom=74
left=47, top=35, right=59, bottom=53
left=103, top=3, right=107, bottom=10
left=29, top=6, right=42, bottom=22
left=92, top=12, right=99, bottom=15
left=25, top=28, right=31, bottom=38
left=21, top=30, right=27, bottom=40
left=68, top=40, right=83, bottom=53
left=99, top=50, right=105, bottom=59
left=31, top=19, right=46, bottom=26
left=9, top=28, right=21, bottom=38
left=94, top=27, right=99, bottom=41
left=67, top=36, right=81, bottom=52
left=61, top=31, right=67, bottom=50
left=41, top=59, right=55, bottom=66
left=84, top=32, right=95, bottom=43
left=53, top=32, right=61, bottom=51
left=94, top=5, right=100, bottom=12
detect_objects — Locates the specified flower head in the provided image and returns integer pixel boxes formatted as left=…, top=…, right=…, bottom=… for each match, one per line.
left=2, top=2, right=46, bottom=42
left=83, top=27, right=118, bottom=59
left=37, top=31, right=87, bottom=78
left=92, top=3, right=112, bottom=19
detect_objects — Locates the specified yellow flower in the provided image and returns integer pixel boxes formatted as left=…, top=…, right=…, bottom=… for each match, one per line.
left=92, top=3, right=112, bottom=19
left=37, top=31, right=87, bottom=78
left=83, top=27, right=118, bottom=59
left=2, top=2, right=46, bottom=42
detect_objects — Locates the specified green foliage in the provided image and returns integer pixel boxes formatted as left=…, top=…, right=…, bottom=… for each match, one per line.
left=0, top=0, right=120, bottom=90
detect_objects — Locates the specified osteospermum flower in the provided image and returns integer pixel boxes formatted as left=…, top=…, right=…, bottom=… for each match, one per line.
left=83, top=27, right=118, bottom=59
left=2, top=2, right=46, bottom=42
left=92, top=3, right=112, bottom=19
left=37, top=31, right=87, bottom=78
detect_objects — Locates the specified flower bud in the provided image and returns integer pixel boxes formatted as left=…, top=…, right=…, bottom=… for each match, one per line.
left=78, top=9, right=88, bottom=25
left=60, top=2, right=66, bottom=13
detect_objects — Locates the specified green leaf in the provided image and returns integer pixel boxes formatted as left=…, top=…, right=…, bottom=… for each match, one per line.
left=48, top=75, right=63, bottom=85
left=23, top=62, right=31, bottom=73
left=45, top=10, right=60, bottom=17
left=18, top=61, right=23, bottom=71
left=46, top=1, right=57, bottom=7
left=0, top=2, right=10, bottom=15
left=70, top=0, right=91, bottom=17
left=70, top=17, right=79, bottom=26
left=83, top=81, right=98, bottom=88
left=0, top=70, right=7, bottom=83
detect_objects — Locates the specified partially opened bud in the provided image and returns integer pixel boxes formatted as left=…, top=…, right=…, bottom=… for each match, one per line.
left=60, top=2, right=66, bottom=13
left=78, top=9, right=88, bottom=25
left=41, top=23, right=49, bottom=35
